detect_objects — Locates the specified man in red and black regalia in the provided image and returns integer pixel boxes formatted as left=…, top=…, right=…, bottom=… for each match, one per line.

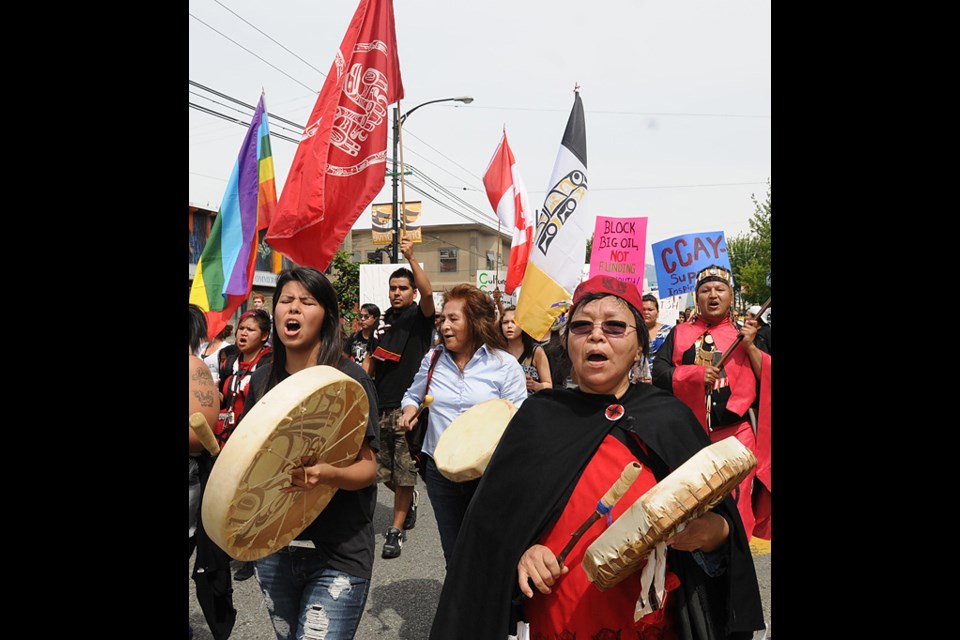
left=652, top=265, right=771, bottom=541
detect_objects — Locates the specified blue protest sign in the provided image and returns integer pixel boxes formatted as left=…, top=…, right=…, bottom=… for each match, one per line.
left=652, top=231, right=731, bottom=298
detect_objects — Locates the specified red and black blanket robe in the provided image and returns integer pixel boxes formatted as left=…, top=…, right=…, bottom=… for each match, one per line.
left=652, top=317, right=771, bottom=540
left=429, top=383, right=765, bottom=640
left=216, top=347, right=272, bottom=447
left=524, top=434, right=679, bottom=638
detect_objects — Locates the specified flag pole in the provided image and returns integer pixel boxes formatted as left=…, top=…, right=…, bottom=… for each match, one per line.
left=493, top=122, right=506, bottom=300
left=495, top=217, right=503, bottom=293
left=397, top=101, right=408, bottom=242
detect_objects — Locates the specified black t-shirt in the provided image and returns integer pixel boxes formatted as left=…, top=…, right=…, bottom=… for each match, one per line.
left=373, top=303, right=435, bottom=409
left=343, top=330, right=377, bottom=365
left=243, top=357, right=381, bottom=580
left=756, top=324, right=771, bottom=355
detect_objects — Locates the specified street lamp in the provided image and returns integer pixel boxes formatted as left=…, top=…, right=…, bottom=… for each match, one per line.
left=391, top=96, right=474, bottom=262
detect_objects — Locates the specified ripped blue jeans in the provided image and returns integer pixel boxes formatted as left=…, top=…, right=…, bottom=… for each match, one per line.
left=255, top=546, right=370, bottom=640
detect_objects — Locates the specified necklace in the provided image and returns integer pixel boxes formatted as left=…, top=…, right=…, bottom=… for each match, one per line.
left=203, top=340, right=221, bottom=358
left=227, top=347, right=264, bottom=403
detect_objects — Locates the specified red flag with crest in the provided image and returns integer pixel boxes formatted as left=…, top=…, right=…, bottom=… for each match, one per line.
left=266, top=0, right=403, bottom=270
left=483, top=131, right=533, bottom=294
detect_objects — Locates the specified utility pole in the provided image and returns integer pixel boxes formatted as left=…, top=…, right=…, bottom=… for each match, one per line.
left=391, top=106, right=401, bottom=263
left=389, top=96, right=474, bottom=263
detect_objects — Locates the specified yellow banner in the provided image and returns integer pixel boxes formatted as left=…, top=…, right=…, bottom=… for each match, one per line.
left=371, top=201, right=422, bottom=245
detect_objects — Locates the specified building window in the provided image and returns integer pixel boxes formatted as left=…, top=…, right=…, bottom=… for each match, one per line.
left=367, top=251, right=382, bottom=264
left=486, top=251, right=496, bottom=270
left=439, top=247, right=458, bottom=272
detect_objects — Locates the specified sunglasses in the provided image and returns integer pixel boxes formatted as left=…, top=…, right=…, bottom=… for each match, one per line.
left=568, top=320, right=636, bottom=337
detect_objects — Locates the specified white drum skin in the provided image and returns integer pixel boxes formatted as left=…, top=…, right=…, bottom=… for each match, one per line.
left=582, top=436, right=756, bottom=590
left=202, top=366, right=369, bottom=561
left=433, top=398, right=518, bottom=483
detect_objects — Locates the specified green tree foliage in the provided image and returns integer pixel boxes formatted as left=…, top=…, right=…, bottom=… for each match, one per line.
left=728, top=179, right=771, bottom=311
left=329, top=249, right=360, bottom=325
left=585, top=234, right=593, bottom=263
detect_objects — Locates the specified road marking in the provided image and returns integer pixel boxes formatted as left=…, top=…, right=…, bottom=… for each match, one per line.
left=750, top=537, right=771, bottom=556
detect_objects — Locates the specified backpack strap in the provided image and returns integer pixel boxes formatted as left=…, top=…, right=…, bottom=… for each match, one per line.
left=424, top=346, right=442, bottom=395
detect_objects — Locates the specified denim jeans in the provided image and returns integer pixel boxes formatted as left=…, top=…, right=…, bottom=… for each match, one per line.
left=255, top=547, right=370, bottom=640
left=424, top=455, right=480, bottom=566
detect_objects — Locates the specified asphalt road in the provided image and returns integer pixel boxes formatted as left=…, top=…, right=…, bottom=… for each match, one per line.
left=190, top=485, right=772, bottom=639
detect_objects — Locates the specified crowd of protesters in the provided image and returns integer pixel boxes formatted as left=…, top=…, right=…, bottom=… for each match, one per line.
left=190, top=245, right=771, bottom=640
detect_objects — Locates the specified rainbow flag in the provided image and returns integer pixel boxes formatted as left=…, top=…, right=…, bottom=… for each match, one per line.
left=190, top=93, right=277, bottom=339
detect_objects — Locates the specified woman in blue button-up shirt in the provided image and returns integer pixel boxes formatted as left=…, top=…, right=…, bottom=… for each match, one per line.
left=398, top=284, right=528, bottom=565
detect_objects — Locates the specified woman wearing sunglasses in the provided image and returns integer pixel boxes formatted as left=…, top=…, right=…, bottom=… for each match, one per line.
left=430, top=275, right=764, bottom=640
left=343, top=303, right=380, bottom=375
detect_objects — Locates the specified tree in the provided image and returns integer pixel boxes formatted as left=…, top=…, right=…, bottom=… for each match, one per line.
left=728, top=179, right=771, bottom=312
left=329, top=249, right=360, bottom=325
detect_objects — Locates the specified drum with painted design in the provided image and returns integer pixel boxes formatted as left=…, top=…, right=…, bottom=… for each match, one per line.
left=201, top=365, right=369, bottom=561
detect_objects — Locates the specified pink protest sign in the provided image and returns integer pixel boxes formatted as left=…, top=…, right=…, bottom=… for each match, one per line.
left=588, top=216, right=648, bottom=289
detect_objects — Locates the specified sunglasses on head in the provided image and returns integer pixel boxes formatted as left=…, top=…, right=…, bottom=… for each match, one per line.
left=568, top=320, right=636, bottom=337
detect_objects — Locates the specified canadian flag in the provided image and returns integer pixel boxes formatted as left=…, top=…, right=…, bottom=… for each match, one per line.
left=483, top=132, right=533, bottom=294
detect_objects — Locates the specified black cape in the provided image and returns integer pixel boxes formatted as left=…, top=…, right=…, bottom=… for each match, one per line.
left=429, top=383, right=764, bottom=640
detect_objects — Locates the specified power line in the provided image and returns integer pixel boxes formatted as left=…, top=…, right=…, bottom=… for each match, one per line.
left=404, top=181, right=497, bottom=231
left=189, top=86, right=496, bottom=224
left=406, top=167, right=492, bottom=222
left=396, top=143, right=480, bottom=194
left=189, top=10, right=767, bottom=211
left=187, top=12, right=516, bottom=232
left=188, top=102, right=303, bottom=144
left=402, top=128, right=484, bottom=182
left=189, top=90, right=305, bottom=138
left=191, top=94, right=767, bottom=211
left=189, top=13, right=319, bottom=94
left=466, top=105, right=770, bottom=118
left=190, top=171, right=231, bottom=182
left=188, top=98, right=492, bottom=226
left=189, top=8, right=767, bottom=206
left=588, top=182, right=769, bottom=191
left=189, top=81, right=306, bottom=129
left=211, top=0, right=328, bottom=79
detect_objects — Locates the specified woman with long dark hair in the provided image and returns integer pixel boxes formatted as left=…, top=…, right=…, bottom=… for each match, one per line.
left=500, top=305, right=552, bottom=394
left=215, top=309, right=272, bottom=582
left=216, top=309, right=272, bottom=448
left=238, top=266, right=380, bottom=640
